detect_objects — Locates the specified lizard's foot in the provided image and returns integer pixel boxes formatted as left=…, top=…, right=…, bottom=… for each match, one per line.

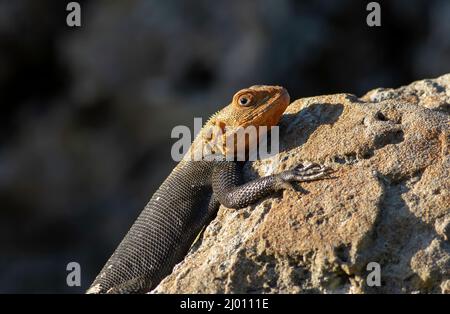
left=279, top=162, right=333, bottom=184
left=291, top=162, right=333, bottom=181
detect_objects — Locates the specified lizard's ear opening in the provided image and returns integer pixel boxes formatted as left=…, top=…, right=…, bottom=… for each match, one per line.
left=207, top=120, right=227, bottom=134
left=216, top=120, right=227, bottom=134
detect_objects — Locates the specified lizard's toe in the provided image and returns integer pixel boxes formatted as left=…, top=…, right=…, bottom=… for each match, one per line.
left=290, top=163, right=333, bottom=182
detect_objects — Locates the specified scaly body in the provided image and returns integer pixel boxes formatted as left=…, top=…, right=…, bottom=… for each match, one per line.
left=88, top=85, right=330, bottom=293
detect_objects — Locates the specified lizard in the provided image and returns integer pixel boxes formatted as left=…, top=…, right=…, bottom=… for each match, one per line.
left=87, top=85, right=331, bottom=294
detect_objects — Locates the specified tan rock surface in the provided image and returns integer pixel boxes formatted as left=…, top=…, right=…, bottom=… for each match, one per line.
left=153, top=74, right=449, bottom=294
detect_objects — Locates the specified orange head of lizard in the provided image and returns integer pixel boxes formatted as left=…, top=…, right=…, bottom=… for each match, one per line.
left=229, top=85, right=290, bottom=128
left=206, top=85, right=290, bottom=158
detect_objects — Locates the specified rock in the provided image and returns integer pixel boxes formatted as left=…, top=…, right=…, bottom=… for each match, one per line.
left=153, top=74, right=450, bottom=294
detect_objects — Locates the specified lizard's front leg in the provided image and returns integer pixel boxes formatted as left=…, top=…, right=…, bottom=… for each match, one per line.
left=212, top=161, right=332, bottom=209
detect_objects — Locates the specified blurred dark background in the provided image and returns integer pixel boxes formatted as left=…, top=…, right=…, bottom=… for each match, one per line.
left=0, top=0, right=449, bottom=293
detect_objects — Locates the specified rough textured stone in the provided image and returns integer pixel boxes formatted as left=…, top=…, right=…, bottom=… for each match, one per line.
left=153, top=74, right=450, bottom=294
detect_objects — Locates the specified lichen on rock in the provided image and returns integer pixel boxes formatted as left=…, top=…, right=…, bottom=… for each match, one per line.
left=152, top=74, right=450, bottom=294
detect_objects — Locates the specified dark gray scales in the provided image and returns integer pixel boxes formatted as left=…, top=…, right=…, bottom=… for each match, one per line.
left=88, top=160, right=330, bottom=293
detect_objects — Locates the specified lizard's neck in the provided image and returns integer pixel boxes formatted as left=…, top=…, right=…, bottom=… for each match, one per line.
left=184, top=117, right=269, bottom=162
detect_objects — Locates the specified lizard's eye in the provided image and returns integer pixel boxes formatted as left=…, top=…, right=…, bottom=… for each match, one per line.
left=238, top=95, right=252, bottom=106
